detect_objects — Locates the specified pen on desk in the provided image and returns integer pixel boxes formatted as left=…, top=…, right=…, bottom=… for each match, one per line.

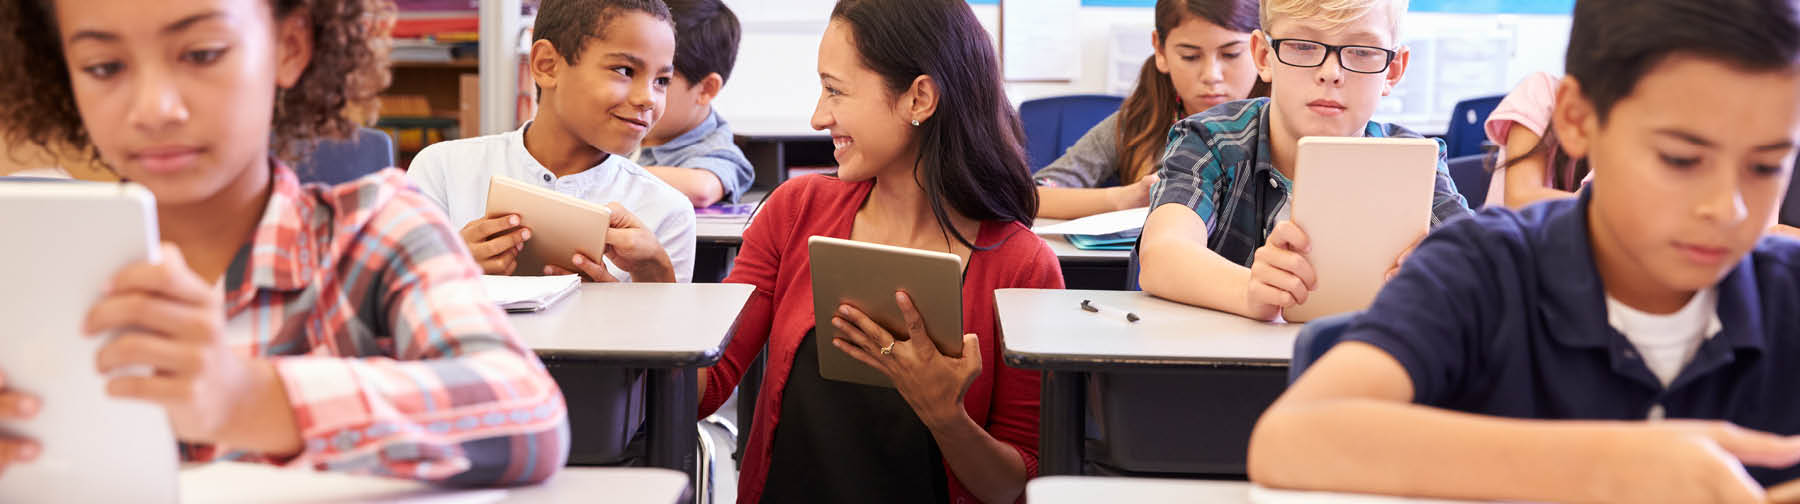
left=1080, top=299, right=1141, bottom=323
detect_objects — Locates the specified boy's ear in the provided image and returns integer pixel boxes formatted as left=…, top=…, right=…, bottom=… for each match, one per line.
left=1381, top=46, right=1410, bottom=97
left=695, top=72, right=725, bottom=106
left=529, top=39, right=563, bottom=95
left=273, top=13, right=313, bottom=89
left=1552, top=77, right=1597, bottom=160
left=900, top=74, right=940, bottom=125
left=1251, top=30, right=1277, bottom=85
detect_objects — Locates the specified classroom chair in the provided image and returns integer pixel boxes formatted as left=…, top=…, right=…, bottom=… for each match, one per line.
left=1447, top=153, right=1492, bottom=211
left=296, top=127, right=396, bottom=186
left=1443, top=95, right=1504, bottom=159
left=1020, top=94, right=1125, bottom=173
left=1289, top=311, right=1361, bottom=383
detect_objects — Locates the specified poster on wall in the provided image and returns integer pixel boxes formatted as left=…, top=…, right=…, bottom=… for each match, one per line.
left=1001, top=0, right=1081, bottom=82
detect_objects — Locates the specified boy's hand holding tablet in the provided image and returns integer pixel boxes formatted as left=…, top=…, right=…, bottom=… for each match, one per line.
left=544, top=201, right=677, bottom=283
left=461, top=214, right=532, bottom=276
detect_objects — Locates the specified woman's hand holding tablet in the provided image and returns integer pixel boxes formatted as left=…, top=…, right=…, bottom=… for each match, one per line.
left=829, top=291, right=983, bottom=428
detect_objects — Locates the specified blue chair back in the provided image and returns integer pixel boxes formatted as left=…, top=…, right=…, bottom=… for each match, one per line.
left=1447, top=153, right=1491, bottom=210
left=1020, top=95, right=1125, bottom=173
left=297, top=128, right=395, bottom=186
left=1290, top=311, right=1361, bottom=384
left=1443, top=95, right=1503, bottom=159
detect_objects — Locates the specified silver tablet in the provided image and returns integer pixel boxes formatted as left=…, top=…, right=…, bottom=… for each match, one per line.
left=0, top=179, right=178, bottom=502
left=808, top=236, right=964, bottom=388
left=485, top=175, right=611, bottom=277
left=1284, top=137, right=1440, bottom=322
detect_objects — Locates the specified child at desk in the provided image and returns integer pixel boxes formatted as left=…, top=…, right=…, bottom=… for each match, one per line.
left=694, top=0, right=1064, bottom=502
left=1136, top=0, right=1472, bottom=321
left=407, top=0, right=696, bottom=283
left=0, top=0, right=567, bottom=484
left=1034, top=0, right=1269, bottom=220
left=1249, top=0, right=1800, bottom=501
left=635, top=0, right=755, bottom=208
left=1490, top=71, right=1800, bottom=238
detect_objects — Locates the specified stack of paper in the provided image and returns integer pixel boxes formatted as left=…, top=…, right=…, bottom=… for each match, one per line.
left=480, top=275, right=580, bottom=313
left=1032, top=207, right=1150, bottom=251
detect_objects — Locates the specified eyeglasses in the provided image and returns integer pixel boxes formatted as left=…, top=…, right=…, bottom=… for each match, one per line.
left=1267, top=37, right=1398, bottom=74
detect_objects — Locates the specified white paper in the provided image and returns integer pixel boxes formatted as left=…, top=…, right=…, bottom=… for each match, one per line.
left=1249, top=485, right=1488, bottom=503
left=480, top=275, right=580, bottom=312
left=1031, top=207, right=1150, bottom=236
left=1001, top=0, right=1081, bottom=81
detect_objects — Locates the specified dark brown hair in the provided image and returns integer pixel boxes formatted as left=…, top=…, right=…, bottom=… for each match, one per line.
left=831, top=0, right=1037, bottom=248
left=665, top=0, right=739, bottom=85
left=534, top=0, right=672, bottom=67
left=1117, top=0, right=1267, bottom=183
left=0, top=0, right=393, bottom=163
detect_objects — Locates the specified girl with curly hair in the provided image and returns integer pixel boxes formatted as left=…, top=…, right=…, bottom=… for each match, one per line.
left=0, top=0, right=569, bottom=484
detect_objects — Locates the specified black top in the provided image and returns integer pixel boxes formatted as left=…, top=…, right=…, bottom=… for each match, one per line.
left=762, top=329, right=949, bottom=504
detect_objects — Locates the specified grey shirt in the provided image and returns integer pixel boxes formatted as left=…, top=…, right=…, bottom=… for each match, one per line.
left=635, top=109, right=756, bottom=203
left=1033, top=111, right=1125, bottom=189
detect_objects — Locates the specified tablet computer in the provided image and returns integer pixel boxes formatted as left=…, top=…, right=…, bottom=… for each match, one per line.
left=1283, top=137, right=1440, bottom=322
left=485, top=175, right=610, bottom=277
left=808, top=236, right=963, bottom=388
left=0, top=179, right=178, bottom=502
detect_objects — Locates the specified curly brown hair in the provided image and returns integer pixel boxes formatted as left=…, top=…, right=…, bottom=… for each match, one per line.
left=0, top=0, right=392, bottom=163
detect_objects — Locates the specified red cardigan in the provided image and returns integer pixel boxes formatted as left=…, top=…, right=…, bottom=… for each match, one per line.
left=700, top=175, right=1064, bottom=504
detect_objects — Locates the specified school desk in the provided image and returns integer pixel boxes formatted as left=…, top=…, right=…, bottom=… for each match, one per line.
left=1032, top=218, right=1133, bottom=290
left=997, top=288, right=1297, bottom=476
left=730, top=117, right=833, bottom=192
left=509, top=283, right=752, bottom=487
left=180, top=463, right=689, bottom=503
left=1026, top=476, right=1483, bottom=504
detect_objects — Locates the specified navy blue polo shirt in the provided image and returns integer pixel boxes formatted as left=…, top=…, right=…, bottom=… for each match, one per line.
left=1344, top=189, right=1800, bottom=485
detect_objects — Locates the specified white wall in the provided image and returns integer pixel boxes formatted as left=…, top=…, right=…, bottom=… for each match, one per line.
left=715, top=2, right=1571, bottom=134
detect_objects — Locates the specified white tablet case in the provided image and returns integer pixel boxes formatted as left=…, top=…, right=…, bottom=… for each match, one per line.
left=1283, top=137, right=1440, bottom=322
left=0, top=180, right=179, bottom=502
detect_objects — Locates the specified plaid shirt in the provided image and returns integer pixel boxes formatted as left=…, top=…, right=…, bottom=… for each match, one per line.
left=183, top=165, right=568, bottom=485
left=1150, top=98, right=1472, bottom=266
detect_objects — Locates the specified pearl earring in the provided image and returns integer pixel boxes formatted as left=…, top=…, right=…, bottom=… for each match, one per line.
left=911, top=119, right=921, bottom=126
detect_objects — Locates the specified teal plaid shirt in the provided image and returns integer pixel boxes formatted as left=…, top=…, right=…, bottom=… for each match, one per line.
left=1149, top=98, right=1472, bottom=266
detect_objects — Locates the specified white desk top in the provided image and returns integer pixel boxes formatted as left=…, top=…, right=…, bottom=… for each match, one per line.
left=180, top=463, right=687, bottom=504
left=509, top=283, right=754, bottom=367
left=1032, top=218, right=1131, bottom=263
left=1026, top=477, right=1482, bottom=504
left=729, top=116, right=829, bottom=139
left=996, top=289, right=1298, bottom=370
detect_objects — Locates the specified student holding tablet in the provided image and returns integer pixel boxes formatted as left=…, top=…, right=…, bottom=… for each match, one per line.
left=0, top=0, right=567, bottom=485
left=1034, top=0, right=1267, bottom=220
left=694, top=1, right=1064, bottom=502
left=1136, top=0, right=1472, bottom=321
left=1250, top=0, right=1800, bottom=501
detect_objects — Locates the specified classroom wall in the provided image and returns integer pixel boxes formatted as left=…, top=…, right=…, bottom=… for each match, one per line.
left=714, top=1, right=1571, bottom=135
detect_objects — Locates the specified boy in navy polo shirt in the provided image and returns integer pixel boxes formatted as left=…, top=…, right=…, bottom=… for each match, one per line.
left=637, top=0, right=755, bottom=207
left=1248, top=0, right=1800, bottom=501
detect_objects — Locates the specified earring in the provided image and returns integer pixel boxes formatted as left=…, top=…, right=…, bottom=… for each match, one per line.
left=911, top=119, right=921, bottom=127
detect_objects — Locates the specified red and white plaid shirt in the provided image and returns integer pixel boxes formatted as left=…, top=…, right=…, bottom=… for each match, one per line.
left=183, top=165, right=567, bottom=485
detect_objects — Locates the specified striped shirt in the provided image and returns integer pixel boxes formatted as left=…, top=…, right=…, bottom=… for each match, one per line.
left=183, top=165, right=569, bottom=485
left=1150, top=98, right=1472, bottom=266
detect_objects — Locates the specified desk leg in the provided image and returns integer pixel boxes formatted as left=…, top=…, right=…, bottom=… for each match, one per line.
left=647, top=368, right=698, bottom=486
left=1040, top=370, right=1086, bottom=476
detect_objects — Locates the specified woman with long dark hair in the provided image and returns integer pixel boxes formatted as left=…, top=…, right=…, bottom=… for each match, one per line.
left=694, top=0, right=1063, bottom=502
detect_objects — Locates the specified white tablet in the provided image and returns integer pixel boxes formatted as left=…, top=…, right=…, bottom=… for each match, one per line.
left=1283, top=137, right=1440, bottom=322
left=0, top=179, right=178, bottom=502
left=808, top=236, right=963, bottom=388
left=485, top=175, right=611, bottom=277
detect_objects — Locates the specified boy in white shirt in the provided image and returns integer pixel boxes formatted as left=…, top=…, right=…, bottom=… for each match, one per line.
left=409, top=0, right=696, bottom=283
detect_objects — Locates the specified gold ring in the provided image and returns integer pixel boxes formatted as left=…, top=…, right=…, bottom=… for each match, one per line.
left=881, top=342, right=895, bottom=356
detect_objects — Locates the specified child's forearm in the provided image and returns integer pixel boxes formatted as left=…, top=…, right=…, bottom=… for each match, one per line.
left=646, top=166, right=726, bottom=208
left=1251, top=397, right=1633, bottom=503
left=1139, top=204, right=1258, bottom=316
left=1037, top=186, right=1125, bottom=219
